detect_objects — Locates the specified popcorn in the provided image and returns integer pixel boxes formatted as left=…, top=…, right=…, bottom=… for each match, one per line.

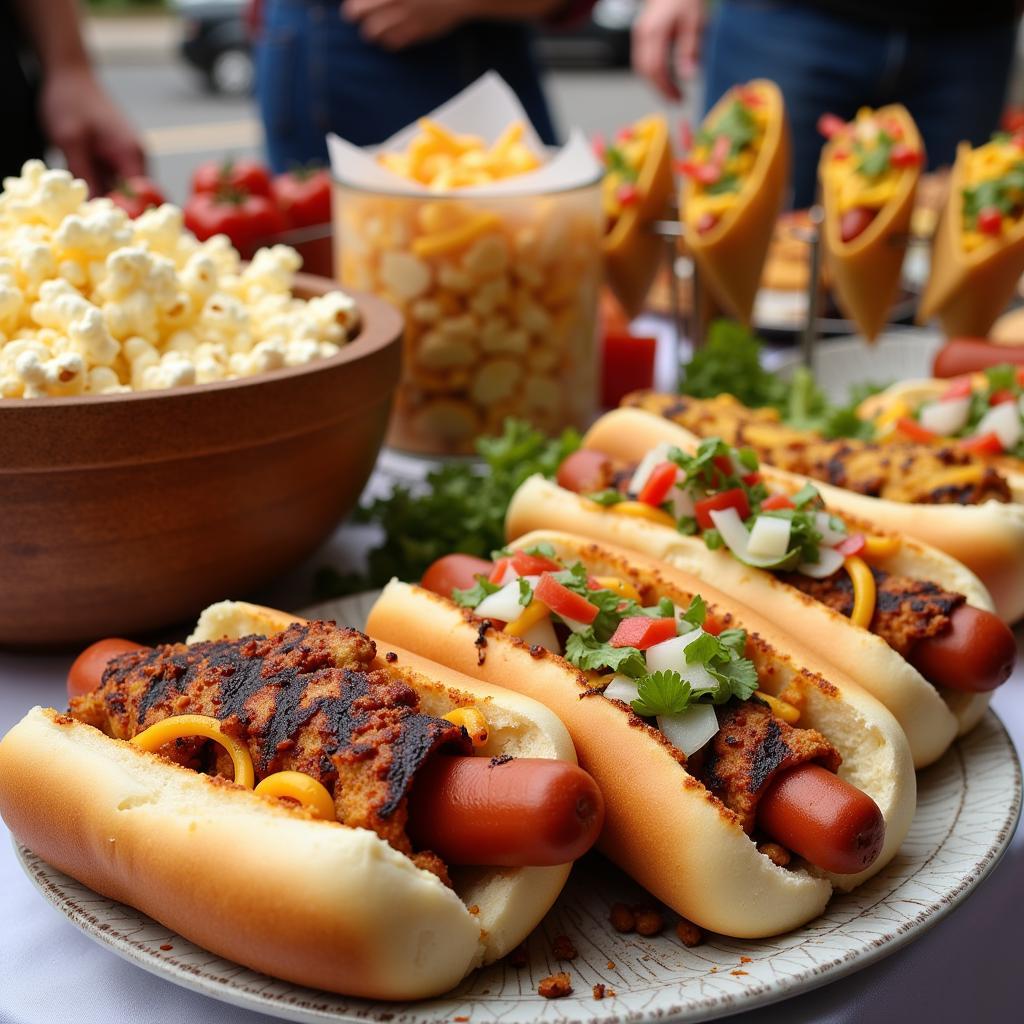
left=0, top=161, right=359, bottom=399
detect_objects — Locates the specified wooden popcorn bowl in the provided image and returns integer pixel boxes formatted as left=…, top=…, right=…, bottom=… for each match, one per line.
left=0, top=276, right=401, bottom=648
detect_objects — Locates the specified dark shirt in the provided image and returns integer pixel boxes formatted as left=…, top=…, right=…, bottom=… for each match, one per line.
left=0, top=0, right=46, bottom=178
left=794, top=0, right=1018, bottom=30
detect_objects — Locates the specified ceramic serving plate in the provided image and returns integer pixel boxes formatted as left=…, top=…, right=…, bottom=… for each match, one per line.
left=15, top=591, right=1022, bottom=1024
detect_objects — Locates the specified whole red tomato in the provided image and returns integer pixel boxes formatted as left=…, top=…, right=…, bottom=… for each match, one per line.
left=107, top=176, right=166, bottom=218
left=191, top=157, right=273, bottom=199
left=272, top=166, right=332, bottom=229
left=183, top=189, right=287, bottom=257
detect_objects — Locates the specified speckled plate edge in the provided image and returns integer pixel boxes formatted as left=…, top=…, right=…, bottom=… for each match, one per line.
left=14, top=591, right=1022, bottom=1024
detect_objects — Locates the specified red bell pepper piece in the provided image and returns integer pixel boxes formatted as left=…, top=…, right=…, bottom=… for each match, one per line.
left=638, top=462, right=679, bottom=507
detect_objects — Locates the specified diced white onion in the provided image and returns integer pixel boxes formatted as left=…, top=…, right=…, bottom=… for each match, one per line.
left=519, top=616, right=559, bottom=653
left=602, top=674, right=641, bottom=705
left=628, top=442, right=673, bottom=496
left=657, top=704, right=719, bottom=757
left=708, top=506, right=751, bottom=554
left=671, top=482, right=695, bottom=519
left=975, top=401, right=1022, bottom=451
left=798, top=546, right=846, bottom=578
left=474, top=580, right=528, bottom=622
left=920, top=397, right=971, bottom=437
left=645, top=629, right=718, bottom=690
left=560, top=615, right=591, bottom=634
left=814, top=511, right=846, bottom=547
left=747, top=515, right=792, bottom=559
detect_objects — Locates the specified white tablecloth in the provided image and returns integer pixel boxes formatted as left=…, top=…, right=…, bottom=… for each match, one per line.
left=2, top=472, right=1022, bottom=1023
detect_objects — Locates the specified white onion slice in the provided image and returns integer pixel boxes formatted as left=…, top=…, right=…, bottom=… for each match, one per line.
left=519, top=615, right=559, bottom=652
left=671, top=482, right=695, bottom=519
left=602, top=674, right=641, bottom=705
left=645, top=629, right=702, bottom=673
left=474, top=580, right=527, bottom=622
left=975, top=401, right=1022, bottom=451
left=920, top=397, right=971, bottom=436
left=748, top=515, right=792, bottom=559
left=627, top=442, right=673, bottom=496
left=657, top=704, right=719, bottom=757
left=814, top=510, right=847, bottom=546
left=798, top=546, right=845, bottom=578
left=708, top=506, right=751, bottom=553
left=645, top=629, right=718, bottom=690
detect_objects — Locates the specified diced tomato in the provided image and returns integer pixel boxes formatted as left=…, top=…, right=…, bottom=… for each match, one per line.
left=679, top=120, right=693, bottom=151
left=941, top=377, right=974, bottom=400
left=817, top=113, right=847, bottom=139
left=617, top=183, right=640, bottom=207
left=742, top=471, right=761, bottom=486
left=488, top=558, right=511, bottom=584
left=1018, top=367, right=1024, bottom=387
left=761, top=493, right=795, bottom=511
left=702, top=618, right=723, bottom=636
left=890, top=143, right=921, bottom=168
left=713, top=454, right=734, bottom=475
left=535, top=575, right=598, bottom=625
left=592, top=133, right=607, bottom=160
left=511, top=550, right=562, bottom=576
left=696, top=211, right=720, bottom=234
left=710, top=135, right=731, bottom=168
left=1013, top=130, right=1024, bottom=151
left=609, top=616, right=677, bottom=650
left=677, top=159, right=721, bottom=184
left=836, top=533, right=866, bottom=557
left=989, top=389, right=1016, bottom=406
left=421, top=554, right=494, bottom=597
left=695, top=488, right=750, bottom=529
left=736, top=84, right=764, bottom=107
left=616, top=125, right=635, bottom=142
left=896, top=416, right=939, bottom=443
left=883, top=117, right=905, bottom=140
left=638, top=461, right=679, bottom=507
left=960, top=431, right=1005, bottom=455
left=978, top=207, right=1003, bottom=236
left=832, top=147, right=850, bottom=161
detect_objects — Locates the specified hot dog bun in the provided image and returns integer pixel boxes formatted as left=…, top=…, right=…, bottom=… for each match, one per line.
left=366, top=532, right=916, bottom=939
left=506, top=411, right=997, bottom=767
left=0, top=606, right=579, bottom=1000
left=586, top=405, right=1024, bottom=625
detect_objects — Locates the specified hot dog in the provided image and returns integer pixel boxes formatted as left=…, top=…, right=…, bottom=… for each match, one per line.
left=622, top=393, right=1024, bottom=625
left=366, top=531, right=917, bottom=939
left=0, top=606, right=602, bottom=999
left=504, top=409, right=1017, bottom=768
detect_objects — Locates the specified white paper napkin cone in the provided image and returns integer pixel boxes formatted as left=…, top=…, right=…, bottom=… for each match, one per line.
left=327, top=71, right=601, bottom=196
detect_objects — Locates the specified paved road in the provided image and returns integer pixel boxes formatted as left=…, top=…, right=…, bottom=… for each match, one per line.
left=96, top=59, right=697, bottom=202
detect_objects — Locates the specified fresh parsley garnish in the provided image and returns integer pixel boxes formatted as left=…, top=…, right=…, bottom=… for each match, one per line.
left=678, top=594, right=706, bottom=629
left=631, top=670, right=693, bottom=717
left=586, top=488, right=627, bottom=507
left=451, top=576, right=501, bottom=608
left=565, top=630, right=648, bottom=677
left=517, top=576, right=533, bottom=607
left=314, top=419, right=580, bottom=598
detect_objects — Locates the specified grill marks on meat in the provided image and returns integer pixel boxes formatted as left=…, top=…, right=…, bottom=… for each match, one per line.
left=625, top=391, right=1012, bottom=506
left=780, top=566, right=964, bottom=658
left=692, top=699, right=840, bottom=833
left=69, top=622, right=469, bottom=872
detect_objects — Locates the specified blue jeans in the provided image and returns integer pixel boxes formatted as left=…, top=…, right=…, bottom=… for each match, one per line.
left=256, top=0, right=558, bottom=172
left=704, top=1, right=1018, bottom=207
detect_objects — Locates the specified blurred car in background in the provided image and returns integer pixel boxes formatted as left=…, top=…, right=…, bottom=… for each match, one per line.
left=173, top=0, right=637, bottom=96
left=174, top=0, right=254, bottom=96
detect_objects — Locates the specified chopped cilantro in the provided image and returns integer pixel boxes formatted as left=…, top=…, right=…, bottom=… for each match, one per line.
left=564, top=630, right=648, bottom=677
left=451, top=576, right=501, bottom=608
left=586, top=488, right=627, bottom=507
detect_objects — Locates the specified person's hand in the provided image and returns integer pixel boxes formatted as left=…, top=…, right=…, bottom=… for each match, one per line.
left=340, top=0, right=472, bottom=50
left=39, top=65, right=145, bottom=196
left=632, top=0, right=705, bottom=102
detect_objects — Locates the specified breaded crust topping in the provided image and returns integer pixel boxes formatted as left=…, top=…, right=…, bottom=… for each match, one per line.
left=69, top=621, right=470, bottom=869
